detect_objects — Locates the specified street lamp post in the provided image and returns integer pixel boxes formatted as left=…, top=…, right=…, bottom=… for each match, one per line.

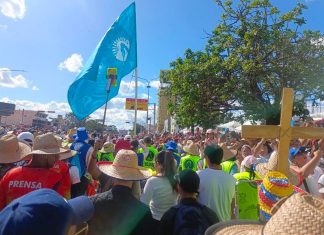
left=136, top=76, right=151, bottom=133
left=146, top=83, right=151, bottom=132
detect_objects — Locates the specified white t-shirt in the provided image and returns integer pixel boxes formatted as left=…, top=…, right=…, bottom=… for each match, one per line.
left=69, top=165, right=81, bottom=184
left=301, top=166, right=323, bottom=196
left=318, top=173, right=324, bottom=186
left=140, top=176, right=178, bottom=220
left=197, top=168, right=236, bottom=221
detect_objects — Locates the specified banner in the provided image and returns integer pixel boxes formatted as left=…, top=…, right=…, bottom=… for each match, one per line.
left=68, top=2, right=137, bottom=120
left=125, top=98, right=148, bottom=111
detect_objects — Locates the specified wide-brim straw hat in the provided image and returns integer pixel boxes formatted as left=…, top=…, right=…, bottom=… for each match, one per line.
left=206, top=193, right=324, bottom=235
left=0, top=134, right=32, bottom=164
left=98, top=149, right=152, bottom=181
left=100, top=142, right=114, bottom=153
left=256, top=151, right=300, bottom=185
left=219, top=143, right=237, bottom=161
left=183, top=140, right=200, bottom=156
left=26, top=133, right=76, bottom=160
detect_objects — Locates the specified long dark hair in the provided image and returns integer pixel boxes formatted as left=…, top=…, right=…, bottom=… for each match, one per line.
left=155, top=151, right=177, bottom=190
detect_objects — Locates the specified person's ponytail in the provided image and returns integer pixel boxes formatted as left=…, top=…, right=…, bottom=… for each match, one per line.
left=156, top=151, right=177, bottom=190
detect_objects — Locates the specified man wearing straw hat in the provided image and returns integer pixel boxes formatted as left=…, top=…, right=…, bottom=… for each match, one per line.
left=179, top=140, right=201, bottom=171
left=87, top=149, right=154, bottom=235
left=0, top=134, right=31, bottom=180
left=0, top=133, right=76, bottom=210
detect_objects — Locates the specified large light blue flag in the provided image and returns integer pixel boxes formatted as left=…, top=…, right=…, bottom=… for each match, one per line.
left=68, top=2, right=137, bottom=120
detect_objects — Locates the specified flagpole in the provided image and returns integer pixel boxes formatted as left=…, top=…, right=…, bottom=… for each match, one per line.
left=102, top=93, right=109, bottom=134
left=134, top=68, right=138, bottom=135
left=102, top=77, right=112, bottom=134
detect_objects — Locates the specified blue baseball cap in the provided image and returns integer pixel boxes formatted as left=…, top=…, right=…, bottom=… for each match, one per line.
left=75, top=127, right=89, bottom=142
left=165, top=141, right=178, bottom=153
left=0, top=189, right=94, bottom=235
left=289, top=147, right=306, bottom=161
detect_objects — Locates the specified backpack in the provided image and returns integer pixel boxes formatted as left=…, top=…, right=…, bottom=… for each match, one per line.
left=173, top=203, right=210, bottom=235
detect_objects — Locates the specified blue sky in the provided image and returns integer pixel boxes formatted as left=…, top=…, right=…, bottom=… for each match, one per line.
left=0, top=0, right=323, bottom=128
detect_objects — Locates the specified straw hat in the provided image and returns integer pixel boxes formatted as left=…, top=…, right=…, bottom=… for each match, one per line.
left=27, top=133, right=76, bottom=160
left=100, top=142, right=114, bottom=153
left=0, top=134, right=32, bottom=164
left=183, top=140, right=199, bottom=156
left=219, top=143, right=237, bottom=161
left=256, top=151, right=300, bottom=185
left=98, top=149, right=152, bottom=181
left=206, top=193, right=324, bottom=235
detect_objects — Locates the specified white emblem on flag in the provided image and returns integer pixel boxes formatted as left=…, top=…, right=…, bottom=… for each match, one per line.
left=112, top=37, right=130, bottom=62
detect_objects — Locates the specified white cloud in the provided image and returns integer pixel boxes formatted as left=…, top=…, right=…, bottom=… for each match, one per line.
left=0, top=97, right=147, bottom=129
left=58, top=53, right=83, bottom=73
left=31, top=85, right=39, bottom=91
left=0, top=24, right=8, bottom=30
left=0, top=0, right=26, bottom=20
left=150, top=80, right=161, bottom=89
left=311, top=37, right=324, bottom=47
left=0, top=68, right=28, bottom=88
left=140, top=93, right=149, bottom=99
left=119, top=80, right=146, bottom=96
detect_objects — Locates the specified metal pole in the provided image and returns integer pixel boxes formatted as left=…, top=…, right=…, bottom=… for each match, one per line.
left=153, top=103, right=156, bottom=133
left=102, top=93, right=109, bottom=132
left=102, top=74, right=112, bottom=134
left=134, top=68, right=138, bottom=135
left=146, top=83, right=150, bottom=132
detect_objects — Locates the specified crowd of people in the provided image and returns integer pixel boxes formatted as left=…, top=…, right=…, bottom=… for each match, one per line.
left=0, top=122, right=323, bottom=234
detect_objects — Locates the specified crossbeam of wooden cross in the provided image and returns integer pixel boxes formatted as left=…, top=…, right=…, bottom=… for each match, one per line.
left=242, top=88, right=324, bottom=176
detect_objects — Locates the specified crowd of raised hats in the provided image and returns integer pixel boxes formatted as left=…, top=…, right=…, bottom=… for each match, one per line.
left=0, top=125, right=323, bottom=234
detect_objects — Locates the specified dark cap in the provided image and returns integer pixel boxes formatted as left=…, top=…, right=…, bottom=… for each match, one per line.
left=0, top=189, right=94, bottom=235
left=175, top=169, right=200, bottom=194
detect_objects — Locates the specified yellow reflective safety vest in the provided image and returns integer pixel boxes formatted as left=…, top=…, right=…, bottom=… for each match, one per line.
left=143, top=145, right=158, bottom=170
left=97, top=152, right=114, bottom=162
left=233, top=171, right=261, bottom=220
left=221, top=160, right=236, bottom=174
left=179, top=154, right=201, bottom=171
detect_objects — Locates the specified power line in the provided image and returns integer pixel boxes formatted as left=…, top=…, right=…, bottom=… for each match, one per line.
left=0, top=69, right=27, bottom=72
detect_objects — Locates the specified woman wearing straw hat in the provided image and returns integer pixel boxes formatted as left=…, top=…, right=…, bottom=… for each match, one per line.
left=88, top=149, right=154, bottom=235
left=0, top=133, right=76, bottom=210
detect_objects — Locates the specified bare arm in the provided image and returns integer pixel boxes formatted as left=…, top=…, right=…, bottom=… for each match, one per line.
left=290, top=150, right=322, bottom=178
left=87, top=140, right=103, bottom=180
left=253, top=138, right=265, bottom=156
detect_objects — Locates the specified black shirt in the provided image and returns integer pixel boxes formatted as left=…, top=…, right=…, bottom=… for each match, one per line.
left=158, top=198, right=219, bottom=235
left=88, top=185, right=154, bottom=235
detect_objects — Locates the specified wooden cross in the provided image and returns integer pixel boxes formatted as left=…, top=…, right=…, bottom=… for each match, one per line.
left=242, top=88, right=324, bottom=176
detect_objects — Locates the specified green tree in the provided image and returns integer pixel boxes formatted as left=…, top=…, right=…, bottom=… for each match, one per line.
left=84, top=119, right=105, bottom=133
left=164, top=50, right=235, bottom=129
left=165, top=0, right=324, bottom=127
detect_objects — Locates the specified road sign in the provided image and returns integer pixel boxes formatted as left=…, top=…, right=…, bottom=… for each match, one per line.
left=0, top=102, right=15, bottom=116
left=125, top=98, right=148, bottom=111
